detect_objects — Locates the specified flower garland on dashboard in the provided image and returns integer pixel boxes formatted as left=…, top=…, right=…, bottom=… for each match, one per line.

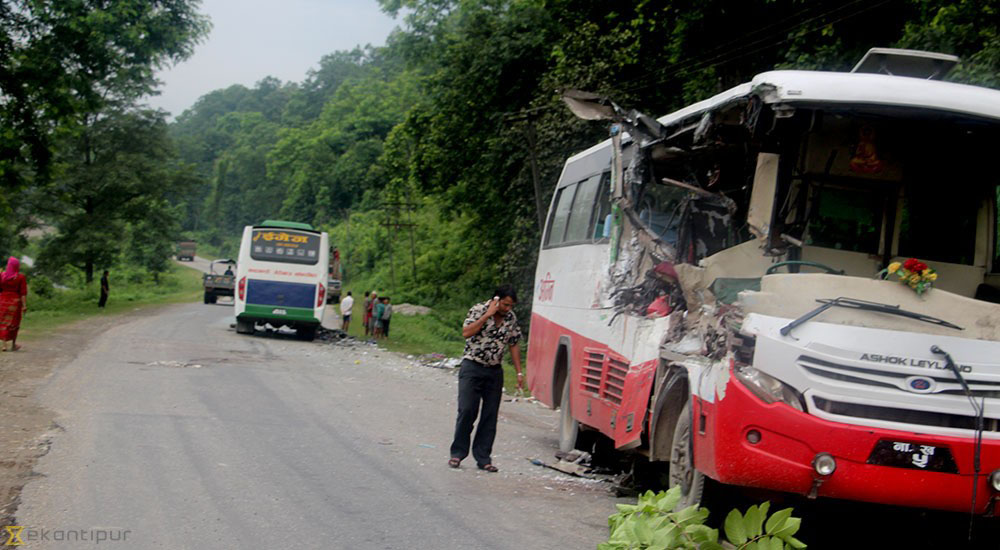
left=883, top=258, right=938, bottom=295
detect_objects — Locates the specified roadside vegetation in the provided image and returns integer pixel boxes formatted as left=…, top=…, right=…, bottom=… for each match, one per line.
left=20, top=264, right=203, bottom=337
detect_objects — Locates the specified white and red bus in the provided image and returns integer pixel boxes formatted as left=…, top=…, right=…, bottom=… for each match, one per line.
left=527, top=48, right=1000, bottom=515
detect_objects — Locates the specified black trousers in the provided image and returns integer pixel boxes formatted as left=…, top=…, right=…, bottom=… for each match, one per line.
left=449, top=359, right=504, bottom=466
left=98, top=290, right=108, bottom=308
left=382, top=318, right=390, bottom=337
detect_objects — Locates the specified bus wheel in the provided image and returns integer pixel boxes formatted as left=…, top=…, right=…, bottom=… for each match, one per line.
left=558, top=375, right=580, bottom=452
left=297, top=326, right=317, bottom=341
left=669, top=401, right=706, bottom=510
left=236, top=319, right=254, bottom=335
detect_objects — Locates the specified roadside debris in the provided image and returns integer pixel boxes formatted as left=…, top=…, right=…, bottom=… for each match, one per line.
left=419, top=354, right=462, bottom=369
left=145, top=360, right=202, bottom=369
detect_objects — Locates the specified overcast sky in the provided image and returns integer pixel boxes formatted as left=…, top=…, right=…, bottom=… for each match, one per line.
left=147, top=0, right=400, bottom=118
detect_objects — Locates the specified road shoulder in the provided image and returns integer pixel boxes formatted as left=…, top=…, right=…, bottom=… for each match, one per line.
left=0, top=305, right=180, bottom=534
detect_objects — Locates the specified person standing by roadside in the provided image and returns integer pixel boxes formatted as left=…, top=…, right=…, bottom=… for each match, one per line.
left=380, top=297, right=393, bottom=338
left=448, top=284, right=524, bottom=472
left=340, top=291, right=354, bottom=333
left=361, top=291, right=372, bottom=336
left=365, top=291, right=377, bottom=337
left=0, top=257, right=28, bottom=352
left=373, top=296, right=386, bottom=338
left=98, top=270, right=110, bottom=308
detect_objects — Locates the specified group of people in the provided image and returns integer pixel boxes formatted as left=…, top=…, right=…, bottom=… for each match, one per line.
left=337, top=290, right=393, bottom=338
left=361, top=291, right=392, bottom=338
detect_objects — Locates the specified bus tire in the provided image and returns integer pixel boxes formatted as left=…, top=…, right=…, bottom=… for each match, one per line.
left=668, top=400, right=707, bottom=510
left=558, top=374, right=580, bottom=453
left=236, top=319, right=254, bottom=335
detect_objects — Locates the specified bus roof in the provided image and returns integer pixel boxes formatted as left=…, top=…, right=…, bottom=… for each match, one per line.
left=563, top=69, right=1000, bottom=167
left=256, top=220, right=315, bottom=231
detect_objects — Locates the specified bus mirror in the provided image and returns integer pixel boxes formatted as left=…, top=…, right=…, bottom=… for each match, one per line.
left=561, top=89, right=618, bottom=121
left=747, top=152, right=780, bottom=243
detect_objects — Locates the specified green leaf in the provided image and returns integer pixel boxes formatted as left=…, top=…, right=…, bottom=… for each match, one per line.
left=772, top=517, right=801, bottom=540
left=675, top=505, right=710, bottom=526
left=785, top=535, right=807, bottom=549
left=765, top=508, right=793, bottom=535
left=700, top=542, right=726, bottom=550
left=657, top=487, right=682, bottom=511
left=725, top=509, right=748, bottom=544
left=651, top=523, right=680, bottom=548
left=744, top=505, right=762, bottom=538
left=615, top=504, right=638, bottom=514
left=684, top=524, right=718, bottom=543
left=634, top=516, right=654, bottom=543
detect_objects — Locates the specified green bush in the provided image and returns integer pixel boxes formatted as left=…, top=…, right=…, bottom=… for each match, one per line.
left=599, top=488, right=806, bottom=550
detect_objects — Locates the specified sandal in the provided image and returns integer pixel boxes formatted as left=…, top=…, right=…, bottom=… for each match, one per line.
left=448, top=458, right=461, bottom=469
left=478, top=464, right=499, bottom=473
left=10, top=344, right=19, bottom=352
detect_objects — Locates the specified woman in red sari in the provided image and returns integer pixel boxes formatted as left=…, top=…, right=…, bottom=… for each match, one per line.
left=0, top=256, right=27, bottom=351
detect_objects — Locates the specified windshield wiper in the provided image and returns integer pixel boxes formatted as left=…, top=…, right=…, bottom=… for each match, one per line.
left=779, top=297, right=963, bottom=336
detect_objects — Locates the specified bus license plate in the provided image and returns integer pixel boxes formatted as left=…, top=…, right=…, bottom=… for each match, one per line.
left=272, top=308, right=287, bottom=315
left=866, top=440, right=958, bottom=473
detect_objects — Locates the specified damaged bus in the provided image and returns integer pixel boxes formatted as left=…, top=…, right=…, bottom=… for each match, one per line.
left=527, top=48, right=1000, bottom=515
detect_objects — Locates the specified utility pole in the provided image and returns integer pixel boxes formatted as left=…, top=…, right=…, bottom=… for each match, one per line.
left=378, top=199, right=419, bottom=291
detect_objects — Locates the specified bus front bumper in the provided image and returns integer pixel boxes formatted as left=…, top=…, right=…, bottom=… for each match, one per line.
left=693, top=374, right=1000, bottom=515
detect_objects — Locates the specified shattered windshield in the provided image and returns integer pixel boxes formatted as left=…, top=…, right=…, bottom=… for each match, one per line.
left=637, top=181, right=686, bottom=242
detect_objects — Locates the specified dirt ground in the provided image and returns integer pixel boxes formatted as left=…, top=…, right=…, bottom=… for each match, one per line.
left=0, top=309, right=156, bottom=533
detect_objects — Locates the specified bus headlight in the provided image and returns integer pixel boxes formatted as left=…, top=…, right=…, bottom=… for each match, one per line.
left=734, top=364, right=806, bottom=411
left=990, top=470, right=1000, bottom=492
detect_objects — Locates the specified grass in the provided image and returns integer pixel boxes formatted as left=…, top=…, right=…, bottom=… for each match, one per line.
left=334, top=292, right=528, bottom=392
left=19, top=263, right=203, bottom=338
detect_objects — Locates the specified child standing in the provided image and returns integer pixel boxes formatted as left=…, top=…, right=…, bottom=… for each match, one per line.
left=380, top=297, right=393, bottom=338
left=373, top=296, right=386, bottom=338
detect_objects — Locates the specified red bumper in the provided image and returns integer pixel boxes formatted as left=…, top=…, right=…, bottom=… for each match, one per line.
left=694, top=374, right=1000, bottom=514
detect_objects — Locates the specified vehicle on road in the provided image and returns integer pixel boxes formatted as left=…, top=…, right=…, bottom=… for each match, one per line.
left=528, top=48, right=1000, bottom=516
left=177, top=240, right=197, bottom=261
left=203, top=259, right=236, bottom=304
left=234, top=220, right=329, bottom=340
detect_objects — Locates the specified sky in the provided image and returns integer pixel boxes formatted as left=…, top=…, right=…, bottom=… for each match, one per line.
left=147, top=0, right=401, bottom=118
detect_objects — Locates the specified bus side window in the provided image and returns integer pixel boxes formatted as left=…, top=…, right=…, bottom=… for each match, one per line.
left=545, top=184, right=577, bottom=247
left=564, top=175, right=602, bottom=243
left=592, top=172, right=612, bottom=239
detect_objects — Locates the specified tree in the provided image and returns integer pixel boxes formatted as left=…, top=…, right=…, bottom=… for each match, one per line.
left=0, top=0, right=209, bottom=190
left=35, top=109, right=190, bottom=282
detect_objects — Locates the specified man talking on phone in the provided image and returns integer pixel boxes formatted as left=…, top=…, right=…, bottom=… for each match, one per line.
left=448, top=284, right=524, bottom=472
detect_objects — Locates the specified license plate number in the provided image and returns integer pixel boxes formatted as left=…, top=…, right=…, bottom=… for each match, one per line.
left=272, top=308, right=287, bottom=315
left=866, top=440, right=958, bottom=473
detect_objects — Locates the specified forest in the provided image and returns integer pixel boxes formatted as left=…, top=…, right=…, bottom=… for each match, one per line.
left=3, top=0, right=1000, bottom=316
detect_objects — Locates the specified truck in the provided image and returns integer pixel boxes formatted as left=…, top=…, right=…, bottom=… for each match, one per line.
left=176, top=240, right=196, bottom=261
left=527, top=48, right=1000, bottom=516
left=203, top=259, right=236, bottom=304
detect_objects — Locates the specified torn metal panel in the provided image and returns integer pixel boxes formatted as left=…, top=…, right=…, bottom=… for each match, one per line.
left=747, top=152, right=779, bottom=242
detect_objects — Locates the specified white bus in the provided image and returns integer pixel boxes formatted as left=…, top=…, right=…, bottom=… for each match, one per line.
left=528, top=49, right=1000, bottom=515
left=234, top=220, right=329, bottom=340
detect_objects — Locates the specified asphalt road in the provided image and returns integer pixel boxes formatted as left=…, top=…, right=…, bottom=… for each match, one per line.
left=15, top=303, right=617, bottom=549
